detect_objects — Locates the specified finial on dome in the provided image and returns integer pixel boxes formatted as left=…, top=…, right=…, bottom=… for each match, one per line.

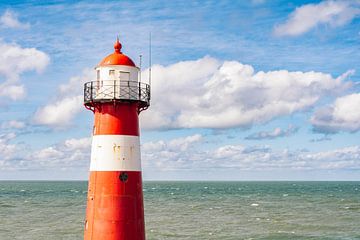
left=114, top=36, right=122, bottom=53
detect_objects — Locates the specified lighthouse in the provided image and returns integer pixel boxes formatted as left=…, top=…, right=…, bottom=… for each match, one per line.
left=83, top=38, right=150, bottom=240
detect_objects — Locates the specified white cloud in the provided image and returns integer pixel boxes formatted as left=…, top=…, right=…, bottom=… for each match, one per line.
left=140, top=56, right=352, bottom=130
left=1, top=132, right=360, bottom=174
left=64, top=137, right=92, bottom=151
left=142, top=134, right=360, bottom=172
left=143, top=134, right=202, bottom=152
left=28, top=137, right=91, bottom=169
left=33, top=96, right=83, bottom=127
left=1, top=120, right=26, bottom=129
left=58, top=69, right=92, bottom=96
left=30, top=55, right=352, bottom=131
left=0, top=133, right=22, bottom=170
left=0, top=41, right=48, bottom=81
left=0, top=135, right=91, bottom=171
left=31, top=56, right=352, bottom=130
left=0, top=9, right=30, bottom=29
left=273, top=1, right=360, bottom=37
left=142, top=134, right=203, bottom=170
left=0, top=41, right=49, bottom=100
left=311, top=93, right=360, bottom=133
left=245, top=125, right=299, bottom=140
left=0, top=132, right=16, bottom=141
left=0, top=84, right=26, bottom=100
left=33, top=69, right=93, bottom=128
left=310, top=135, right=332, bottom=142
left=32, top=147, right=64, bottom=160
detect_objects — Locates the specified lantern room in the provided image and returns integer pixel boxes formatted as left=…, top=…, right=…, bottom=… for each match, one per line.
left=84, top=38, right=150, bottom=112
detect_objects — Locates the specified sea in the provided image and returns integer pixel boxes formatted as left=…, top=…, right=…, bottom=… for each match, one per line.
left=0, top=181, right=359, bottom=240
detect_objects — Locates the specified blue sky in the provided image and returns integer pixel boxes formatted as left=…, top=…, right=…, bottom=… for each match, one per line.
left=0, top=0, right=359, bottom=180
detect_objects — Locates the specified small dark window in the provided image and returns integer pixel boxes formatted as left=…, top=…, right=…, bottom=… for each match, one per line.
left=120, top=71, right=130, bottom=81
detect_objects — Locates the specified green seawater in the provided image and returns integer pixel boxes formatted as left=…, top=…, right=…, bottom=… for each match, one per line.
left=0, top=181, right=359, bottom=240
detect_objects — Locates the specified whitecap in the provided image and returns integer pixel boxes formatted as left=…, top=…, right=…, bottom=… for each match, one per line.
left=277, top=230, right=295, bottom=234
left=251, top=203, right=259, bottom=207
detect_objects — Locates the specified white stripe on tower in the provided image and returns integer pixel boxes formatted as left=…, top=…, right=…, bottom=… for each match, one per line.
left=90, top=135, right=141, bottom=171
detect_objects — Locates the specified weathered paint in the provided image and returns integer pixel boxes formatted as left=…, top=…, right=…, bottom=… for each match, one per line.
left=90, top=135, right=141, bottom=171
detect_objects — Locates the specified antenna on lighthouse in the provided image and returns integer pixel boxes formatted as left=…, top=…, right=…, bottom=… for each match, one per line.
left=149, top=32, right=152, bottom=87
left=139, top=54, right=142, bottom=83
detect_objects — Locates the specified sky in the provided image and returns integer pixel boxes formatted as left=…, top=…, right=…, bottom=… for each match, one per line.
left=0, top=0, right=359, bottom=180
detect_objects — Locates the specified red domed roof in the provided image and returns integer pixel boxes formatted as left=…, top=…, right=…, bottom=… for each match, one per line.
left=98, top=38, right=136, bottom=67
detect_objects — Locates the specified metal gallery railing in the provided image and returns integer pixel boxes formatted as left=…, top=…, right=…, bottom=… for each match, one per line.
left=84, top=80, right=150, bottom=108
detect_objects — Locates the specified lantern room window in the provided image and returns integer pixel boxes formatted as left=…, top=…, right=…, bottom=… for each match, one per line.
left=120, top=71, right=130, bottom=81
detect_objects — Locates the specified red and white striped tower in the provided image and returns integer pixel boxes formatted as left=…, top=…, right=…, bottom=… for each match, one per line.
left=83, top=38, right=150, bottom=240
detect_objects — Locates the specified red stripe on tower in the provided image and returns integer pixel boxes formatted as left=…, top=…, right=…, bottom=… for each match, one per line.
left=83, top=37, right=150, bottom=240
